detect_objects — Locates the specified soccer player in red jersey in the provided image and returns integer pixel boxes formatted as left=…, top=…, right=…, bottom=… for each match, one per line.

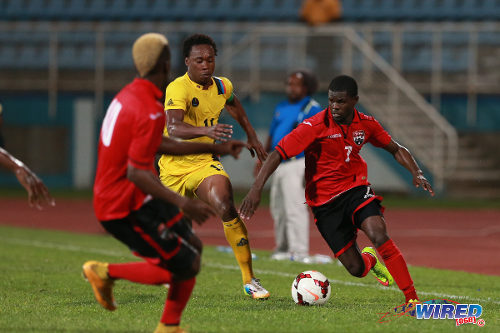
left=241, top=75, right=434, bottom=305
left=0, top=147, right=54, bottom=209
left=84, top=33, right=248, bottom=333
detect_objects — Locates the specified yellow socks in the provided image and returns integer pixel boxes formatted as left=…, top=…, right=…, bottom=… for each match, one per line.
left=223, top=217, right=254, bottom=284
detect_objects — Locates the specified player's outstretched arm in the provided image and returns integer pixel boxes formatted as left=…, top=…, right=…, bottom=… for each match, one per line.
left=127, top=165, right=216, bottom=224
left=166, top=109, right=233, bottom=141
left=383, top=140, right=434, bottom=196
left=157, top=137, right=250, bottom=159
left=240, top=150, right=282, bottom=221
left=0, top=147, right=55, bottom=209
left=254, top=136, right=272, bottom=177
left=225, top=95, right=268, bottom=162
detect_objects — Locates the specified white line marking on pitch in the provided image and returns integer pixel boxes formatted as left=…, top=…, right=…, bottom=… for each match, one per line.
left=1, top=236, right=499, bottom=305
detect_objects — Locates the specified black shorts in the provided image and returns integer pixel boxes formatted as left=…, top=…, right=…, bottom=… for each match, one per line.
left=100, top=199, right=200, bottom=275
left=312, top=186, right=383, bottom=258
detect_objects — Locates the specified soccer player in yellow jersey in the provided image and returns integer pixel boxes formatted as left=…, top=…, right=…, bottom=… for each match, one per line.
left=158, top=34, right=270, bottom=299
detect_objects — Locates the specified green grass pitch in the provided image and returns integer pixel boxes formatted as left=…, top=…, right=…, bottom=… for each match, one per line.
left=0, top=225, right=498, bottom=333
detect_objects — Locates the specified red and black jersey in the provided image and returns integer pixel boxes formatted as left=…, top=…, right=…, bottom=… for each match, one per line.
left=93, top=78, right=165, bottom=221
left=276, top=108, right=391, bottom=207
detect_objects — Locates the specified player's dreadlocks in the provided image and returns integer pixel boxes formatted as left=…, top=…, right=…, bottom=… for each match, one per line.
left=291, top=69, right=318, bottom=96
left=183, top=34, right=218, bottom=58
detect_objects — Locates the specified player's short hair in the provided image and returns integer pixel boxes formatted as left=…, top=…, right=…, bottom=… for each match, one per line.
left=183, top=34, right=218, bottom=58
left=132, top=33, right=170, bottom=77
left=328, top=75, right=358, bottom=97
left=290, top=69, right=318, bottom=96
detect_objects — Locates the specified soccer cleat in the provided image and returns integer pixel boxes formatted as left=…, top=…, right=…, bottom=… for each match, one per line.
left=154, top=323, right=187, bottom=333
left=361, top=247, right=394, bottom=287
left=82, top=260, right=117, bottom=311
left=244, top=278, right=270, bottom=299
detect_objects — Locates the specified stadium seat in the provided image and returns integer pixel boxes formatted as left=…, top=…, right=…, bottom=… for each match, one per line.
left=85, top=0, right=111, bottom=21
left=64, top=0, right=86, bottom=20
left=23, top=0, right=47, bottom=20
left=58, top=32, right=96, bottom=69
left=402, top=47, right=432, bottom=72
left=478, top=30, right=500, bottom=45
left=481, top=0, right=497, bottom=20
left=0, top=41, right=16, bottom=68
left=441, top=47, right=468, bottom=72
left=44, top=0, right=65, bottom=20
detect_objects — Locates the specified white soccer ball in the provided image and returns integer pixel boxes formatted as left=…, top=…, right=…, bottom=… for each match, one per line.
left=291, top=270, right=331, bottom=306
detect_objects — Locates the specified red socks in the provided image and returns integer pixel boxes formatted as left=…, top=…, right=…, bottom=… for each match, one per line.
left=361, top=252, right=376, bottom=277
left=108, top=262, right=172, bottom=285
left=161, top=277, right=196, bottom=326
left=377, top=239, right=418, bottom=302
left=107, top=261, right=196, bottom=326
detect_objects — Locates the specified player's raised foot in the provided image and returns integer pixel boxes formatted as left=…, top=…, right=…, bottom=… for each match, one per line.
left=154, top=323, right=187, bottom=333
left=244, top=278, right=270, bottom=299
left=361, top=247, right=394, bottom=287
left=82, top=260, right=117, bottom=311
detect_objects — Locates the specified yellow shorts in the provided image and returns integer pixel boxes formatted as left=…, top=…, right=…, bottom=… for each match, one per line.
left=159, top=160, right=229, bottom=198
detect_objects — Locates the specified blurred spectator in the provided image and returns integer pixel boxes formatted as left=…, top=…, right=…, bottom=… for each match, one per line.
left=0, top=103, right=4, bottom=148
left=300, top=0, right=342, bottom=26
left=256, top=70, right=322, bottom=262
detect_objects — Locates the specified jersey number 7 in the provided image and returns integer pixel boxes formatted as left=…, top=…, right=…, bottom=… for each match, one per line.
left=345, top=145, right=352, bottom=162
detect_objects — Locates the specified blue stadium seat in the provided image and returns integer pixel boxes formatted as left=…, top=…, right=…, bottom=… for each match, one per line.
left=44, top=0, right=66, bottom=20
left=191, top=0, right=218, bottom=21
left=477, top=0, right=500, bottom=21
left=64, top=0, right=87, bottom=20
left=441, top=47, right=468, bottom=71
left=85, top=0, right=112, bottom=21
left=402, top=47, right=432, bottom=72
left=107, top=0, right=149, bottom=21
left=341, top=0, right=366, bottom=21
left=108, top=0, right=129, bottom=20
left=478, top=30, right=500, bottom=45
left=0, top=0, right=11, bottom=20
left=23, top=0, right=47, bottom=20
left=102, top=32, right=137, bottom=68
left=57, top=32, right=96, bottom=69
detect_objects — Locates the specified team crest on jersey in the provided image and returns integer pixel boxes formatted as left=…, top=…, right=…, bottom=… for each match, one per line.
left=166, top=98, right=174, bottom=106
left=353, top=130, right=365, bottom=145
left=192, top=97, right=199, bottom=107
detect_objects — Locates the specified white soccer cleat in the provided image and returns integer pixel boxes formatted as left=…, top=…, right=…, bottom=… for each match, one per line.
left=244, top=278, right=270, bottom=299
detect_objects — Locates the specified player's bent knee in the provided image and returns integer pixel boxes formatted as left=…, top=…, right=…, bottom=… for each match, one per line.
left=220, top=204, right=238, bottom=221
left=370, top=234, right=390, bottom=248
left=164, top=241, right=201, bottom=280
left=172, top=254, right=201, bottom=280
